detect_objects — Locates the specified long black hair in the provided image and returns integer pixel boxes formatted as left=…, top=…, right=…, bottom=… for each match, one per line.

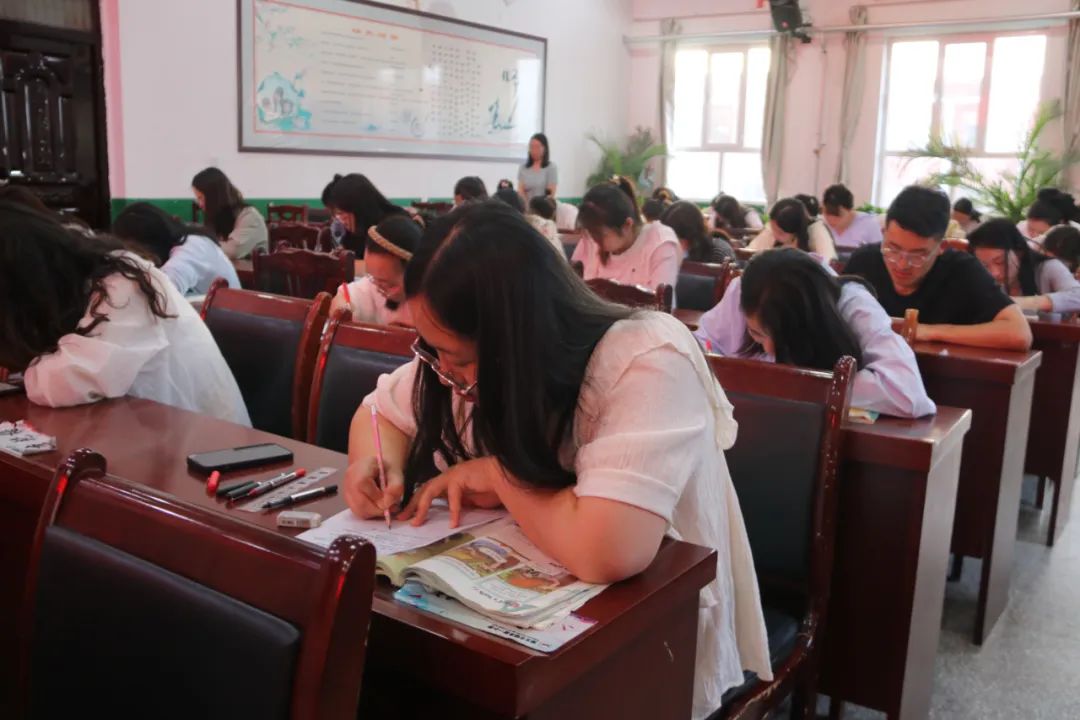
left=327, top=173, right=406, bottom=254
left=711, top=194, right=750, bottom=232
left=402, top=200, right=632, bottom=494
left=740, top=248, right=863, bottom=370
left=0, top=201, right=173, bottom=371
left=1043, top=225, right=1080, bottom=274
left=967, top=218, right=1048, bottom=296
left=770, top=198, right=813, bottom=252
left=524, top=132, right=551, bottom=168
left=662, top=200, right=734, bottom=262
left=191, top=167, right=249, bottom=239
left=454, top=176, right=489, bottom=203
left=579, top=175, right=641, bottom=234
left=112, top=202, right=215, bottom=266
left=1028, top=188, right=1079, bottom=227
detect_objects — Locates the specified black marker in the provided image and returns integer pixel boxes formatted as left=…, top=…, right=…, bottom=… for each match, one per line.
left=216, top=480, right=257, bottom=498
left=262, top=485, right=338, bottom=511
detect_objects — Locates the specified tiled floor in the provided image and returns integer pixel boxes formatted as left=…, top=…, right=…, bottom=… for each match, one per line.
left=828, top=477, right=1080, bottom=719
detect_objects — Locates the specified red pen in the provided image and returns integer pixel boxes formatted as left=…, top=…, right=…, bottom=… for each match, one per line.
left=340, top=282, right=352, bottom=304
left=207, top=470, right=221, bottom=494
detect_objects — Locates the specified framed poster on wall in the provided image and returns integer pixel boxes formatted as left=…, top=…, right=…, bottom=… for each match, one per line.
left=237, top=0, right=547, bottom=160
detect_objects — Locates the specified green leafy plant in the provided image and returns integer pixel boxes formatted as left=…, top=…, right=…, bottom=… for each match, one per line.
left=902, top=100, right=1078, bottom=222
left=586, top=127, right=667, bottom=192
left=857, top=202, right=886, bottom=215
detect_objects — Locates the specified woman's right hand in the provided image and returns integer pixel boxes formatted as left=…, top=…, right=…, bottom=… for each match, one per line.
left=343, top=455, right=405, bottom=519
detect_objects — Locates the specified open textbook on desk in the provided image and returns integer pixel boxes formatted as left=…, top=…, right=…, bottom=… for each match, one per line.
left=299, top=505, right=604, bottom=647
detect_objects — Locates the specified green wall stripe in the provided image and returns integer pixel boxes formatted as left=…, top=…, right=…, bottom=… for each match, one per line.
left=109, top=197, right=584, bottom=223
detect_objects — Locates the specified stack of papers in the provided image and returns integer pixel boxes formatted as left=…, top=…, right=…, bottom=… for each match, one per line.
left=0, top=420, right=56, bottom=457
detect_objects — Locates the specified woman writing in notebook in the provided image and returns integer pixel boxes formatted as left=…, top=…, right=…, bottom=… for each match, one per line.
left=330, top=215, right=420, bottom=326
left=720, top=248, right=935, bottom=418
left=326, top=173, right=408, bottom=256
left=191, top=167, right=268, bottom=259
left=112, top=202, right=240, bottom=297
left=968, top=218, right=1080, bottom=314
left=746, top=197, right=838, bottom=260
left=343, top=201, right=771, bottom=720
left=570, top=176, right=681, bottom=294
left=0, top=202, right=249, bottom=424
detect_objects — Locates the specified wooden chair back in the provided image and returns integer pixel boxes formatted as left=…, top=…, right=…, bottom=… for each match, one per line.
left=19, top=449, right=374, bottom=720
left=191, top=201, right=203, bottom=224
left=270, top=222, right=322, bottom=251
left=308, top=316, right=416, bottom=451
left=268, top=203, right=310, bottom=224
left=585, top=278, right=674, bottom=314
left=707, top=355, right=855, bottom=719
left=676, top=260, right=733, bottom=311
left=944, top=238, right=970, bottom=252
left=734, top=247, right=756, bottom=263
left=411, top=201, right=454, bottom=215
left=252, top=246, right=355, bottom=300
left=201, top=280, right=330, bottom=438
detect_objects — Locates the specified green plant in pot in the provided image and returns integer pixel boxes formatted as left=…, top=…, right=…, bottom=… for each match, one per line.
left=901, top=100, right=1078, bottom=222
left=586, top=127, right=667, bottom=193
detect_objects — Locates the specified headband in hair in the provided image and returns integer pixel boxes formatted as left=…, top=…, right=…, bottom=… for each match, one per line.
left=367, top=225, right=413, bottom=261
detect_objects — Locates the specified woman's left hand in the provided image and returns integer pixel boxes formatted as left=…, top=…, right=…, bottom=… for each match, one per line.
left=398, top=457, right=504, bottom=527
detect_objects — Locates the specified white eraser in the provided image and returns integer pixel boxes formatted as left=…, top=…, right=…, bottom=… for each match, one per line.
left=277, top=511, right=322, bottom=528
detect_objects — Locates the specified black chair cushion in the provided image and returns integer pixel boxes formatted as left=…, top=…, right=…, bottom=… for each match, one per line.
left=205, top=307, right=302, bottom=437
left=30, top=526, right=300, bottom=719
left=676, top=273, right=719, bottom=312
left=716, top=605, right=801, bottom=712
left=314, top=345, right=411, bottom=452
left=724, top=392, right=823, bottom=593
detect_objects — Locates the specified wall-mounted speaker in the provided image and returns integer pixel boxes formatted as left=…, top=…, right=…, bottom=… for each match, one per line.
left=769, top=1, right=811, bottom=42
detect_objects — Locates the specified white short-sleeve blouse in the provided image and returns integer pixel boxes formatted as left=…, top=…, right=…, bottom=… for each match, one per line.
left=363, top=312, right=771, bottom=718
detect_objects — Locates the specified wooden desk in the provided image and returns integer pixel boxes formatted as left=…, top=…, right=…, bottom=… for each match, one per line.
left=233, top=258, right=254, bottom=289
left=674, top=307, right=703, bottom=331
left=909, top=342, right=1042, bottom=644
left=822, top=408, right=970, bottom=720
left=1024, top=319, right=1080, bottom=546
left=0, top=396, right=715, bottom=719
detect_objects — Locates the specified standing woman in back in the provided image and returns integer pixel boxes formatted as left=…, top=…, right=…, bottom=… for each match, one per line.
left=0, top=202, right=249, bottom=425
left=518, top=133, right=558, bottom=202
left=571, top=176, right=681, bottom=294
left=191, top=167, right=268, bottom=259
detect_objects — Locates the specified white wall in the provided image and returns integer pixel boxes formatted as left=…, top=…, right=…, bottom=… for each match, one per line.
left=628, top=0, right=1073, bottom=206
left=103, top=0, right=633, bottom=201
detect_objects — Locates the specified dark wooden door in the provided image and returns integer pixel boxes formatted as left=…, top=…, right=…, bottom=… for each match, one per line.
left=0, top=18, right=108, bottom=228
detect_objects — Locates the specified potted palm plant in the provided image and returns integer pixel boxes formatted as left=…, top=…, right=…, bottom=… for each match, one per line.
left=586, top=127, right=667, bottom=193
left=902, top=100, right=1078, bottom=222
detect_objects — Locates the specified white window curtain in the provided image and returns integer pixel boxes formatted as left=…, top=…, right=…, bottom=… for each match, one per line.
left=658, top=18, right=681, bottom=187
left=761, top=34, right=792, bottom=206
left=836, top=5, right=869, bottom=184
left=1066, top=1, right=1080, bottom=158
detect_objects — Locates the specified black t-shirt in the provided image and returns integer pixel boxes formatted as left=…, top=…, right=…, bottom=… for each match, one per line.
left=844, top=244, right=1013, bottom=324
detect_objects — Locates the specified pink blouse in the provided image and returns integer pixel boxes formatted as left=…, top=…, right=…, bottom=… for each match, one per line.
left=571, top=221, right=681, bottom=294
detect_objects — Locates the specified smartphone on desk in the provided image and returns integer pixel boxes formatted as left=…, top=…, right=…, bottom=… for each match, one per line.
left=187, top=443, right=293, bottom=474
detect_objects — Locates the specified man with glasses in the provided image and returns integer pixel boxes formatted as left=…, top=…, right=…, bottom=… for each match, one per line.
left=844, top=186, right=1032, bottom=351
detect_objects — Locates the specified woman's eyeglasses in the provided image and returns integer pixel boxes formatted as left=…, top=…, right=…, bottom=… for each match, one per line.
left=411, top=339, right=478, bottom=400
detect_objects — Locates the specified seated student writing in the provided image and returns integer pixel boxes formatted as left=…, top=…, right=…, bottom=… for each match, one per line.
left=844, top=186, right=1032, bottom=351
left=527, top=195, right=561, bottom=249
left=571, top=176, right=681, bottom=294
left=661, top=200, right=735, bottom=264
left=746, top=198, right=838, bottom=260
left=822, top=183, right=883, bottom=248
left=112, top=202, right=240, bottom=297
left=326, top=173, right=408, bottom=256
left=695, top=249, right=934, bottom=418
left=0, top=202, right=249, bottom=425
left=1043, top=225, right=1080, bottom=275
left=707, top=194, right=763, bottom=235
left=453, top=176, right=489, bottom=207
left=191, top=167, right=268, bottom=259
left=342, top=201, right=771, bottom=720
left=330, top=216, right=420, bottom=326
left=968, top=219, right=1080, bottom=315
left=1018, top=188, right=1080, bottom=243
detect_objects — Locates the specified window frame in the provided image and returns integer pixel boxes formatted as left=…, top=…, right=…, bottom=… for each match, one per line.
left=874, top=29, right=1048, bottom=206
left=671, top=42, right=770, bottom=201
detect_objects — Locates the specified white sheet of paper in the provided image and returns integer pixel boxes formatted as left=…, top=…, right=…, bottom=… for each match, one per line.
left=297, top=503, right=506, bottom=557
